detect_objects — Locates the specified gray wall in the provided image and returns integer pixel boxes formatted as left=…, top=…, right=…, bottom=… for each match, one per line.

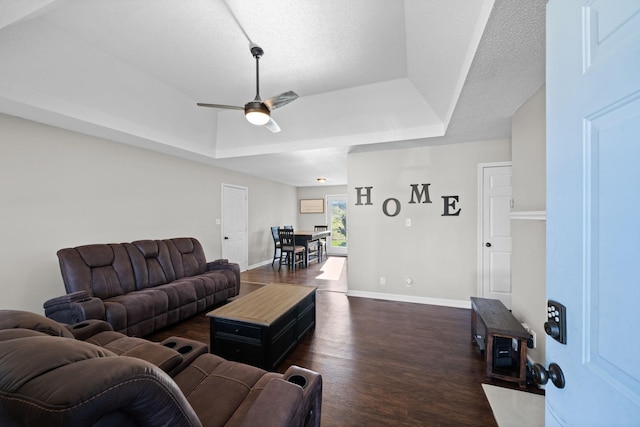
left=510, top=85, right=546, bottom=363
left=0, top=113, right=296, bottom=313
left=296, top=185, right=348, bottom=231
left=347, top=139, right=511, bottom=305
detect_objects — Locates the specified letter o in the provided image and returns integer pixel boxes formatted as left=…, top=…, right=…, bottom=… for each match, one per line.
left=382, top=198, right=401, bottom=217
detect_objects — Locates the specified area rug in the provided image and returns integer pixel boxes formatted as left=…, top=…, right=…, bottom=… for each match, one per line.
left=482, top=384, right=544, bottom=427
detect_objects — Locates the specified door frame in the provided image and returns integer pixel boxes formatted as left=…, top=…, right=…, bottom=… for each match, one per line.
left=477, top=161, right=512, bottom=300
left=221, top=183, right=248, bottom=271
left=326, top=194, right=347, bottom=256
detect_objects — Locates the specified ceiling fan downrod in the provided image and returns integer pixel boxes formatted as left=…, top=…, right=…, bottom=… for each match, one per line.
left=251, top=44, right=264, bottom=101
left=244, top=44, right=270, bottom=125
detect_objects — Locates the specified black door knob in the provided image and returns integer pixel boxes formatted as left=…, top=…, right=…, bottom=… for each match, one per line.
left=224, top=236, right=229, bottom=240
left=532, top=362, right=565, bottom=388
left=544, top=321, right=561, bottom=339
left=485, top=242, right=492, bottom=247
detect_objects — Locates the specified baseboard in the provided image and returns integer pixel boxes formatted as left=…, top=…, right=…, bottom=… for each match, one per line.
left=345, top=290, right=471, bottom=309
left=248, top=259, right=275, bottom=270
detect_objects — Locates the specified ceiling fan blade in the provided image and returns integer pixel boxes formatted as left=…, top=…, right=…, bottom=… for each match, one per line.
left=196, top=103, right=244, bottom=110
left=264, top=117, right=281, bottom=133
left=264, top=90, right=298, bottom=111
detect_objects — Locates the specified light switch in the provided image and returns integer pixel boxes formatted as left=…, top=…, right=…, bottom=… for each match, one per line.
left=405, top=218, right=412, bottom=227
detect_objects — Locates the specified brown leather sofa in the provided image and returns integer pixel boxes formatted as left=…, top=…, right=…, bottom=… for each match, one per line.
left=0, top=310, right=322, bottom=427
left=44, top=237, right=240, bottom=336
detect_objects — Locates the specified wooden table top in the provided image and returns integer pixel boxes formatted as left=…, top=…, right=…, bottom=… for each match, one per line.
left=207, top=283, right=317, bottom=326
left=294, top=230, right=331, bottom=238
left=470, top=297, right=529, bottom=338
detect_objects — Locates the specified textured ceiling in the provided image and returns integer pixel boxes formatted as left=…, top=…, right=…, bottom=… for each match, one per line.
left=0, top=0, right=546, bottom=186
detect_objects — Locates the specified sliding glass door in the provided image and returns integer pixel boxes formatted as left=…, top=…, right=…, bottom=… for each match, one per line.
left=326, top=194, right=347, bottom=256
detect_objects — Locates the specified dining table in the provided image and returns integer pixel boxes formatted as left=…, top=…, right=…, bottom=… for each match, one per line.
left=294, top=229, right=331, bottom=268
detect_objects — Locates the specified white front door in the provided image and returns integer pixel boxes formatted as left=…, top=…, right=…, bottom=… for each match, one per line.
left=479, top=163, right=513, bottom=309
left=221, top=184, right=248, bottom=271
left=546, top=1, right=640, bottom=425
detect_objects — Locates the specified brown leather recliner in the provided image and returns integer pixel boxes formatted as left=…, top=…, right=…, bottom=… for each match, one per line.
left=0, top=310, right=322, bottom=427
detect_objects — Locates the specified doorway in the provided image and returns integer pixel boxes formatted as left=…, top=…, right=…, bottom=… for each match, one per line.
left=221, top=184, right=248, bottom=271
left=326, top=194, right=347, bottom=256
left=477, top=162, right=512, bottom=308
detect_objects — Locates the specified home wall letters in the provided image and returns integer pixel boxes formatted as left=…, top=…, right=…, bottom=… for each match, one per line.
left=354, top=184, right=461, bottom=217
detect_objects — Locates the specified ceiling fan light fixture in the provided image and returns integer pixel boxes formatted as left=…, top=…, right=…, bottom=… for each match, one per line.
left=197, top=43, right=297, bottom=133
left=245, top=101, right=270, bottom=125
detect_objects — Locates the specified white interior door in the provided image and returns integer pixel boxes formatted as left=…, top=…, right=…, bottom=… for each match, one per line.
left=546, top=1, right=640, bottom=425
left=222, top=184, right=248, bottom=271
left=479, top=163, right=512, bottom=309
left=326, top=194, right=347, bottom=256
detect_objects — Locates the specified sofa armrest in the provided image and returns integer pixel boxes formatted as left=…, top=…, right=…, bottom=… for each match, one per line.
left=0, top=309, right=74, bottom=338
left=120, top=343, right=183, bottom=374
left=207, top=259, right=241, bottom=293
left=282, top=365, right=323, bottom=427
left=85, top=332, right=184, bottom=374
left=234, top=378, right=304, bottom=427
left=65, top=319, right=113, bottom=340
left=43, top=291, right=106, bottom=325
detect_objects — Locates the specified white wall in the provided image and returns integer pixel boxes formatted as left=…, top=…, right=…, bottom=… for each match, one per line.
left=0, top=113, right=296, bottom=314
left=347, top=139, right=511, bottom=305
left=510, top=85, right=547, bottom=363
left=296, top=185, right=348, bottom=230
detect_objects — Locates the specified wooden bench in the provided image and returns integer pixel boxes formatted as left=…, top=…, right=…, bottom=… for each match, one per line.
left=470, top=297, right=530, bottom=388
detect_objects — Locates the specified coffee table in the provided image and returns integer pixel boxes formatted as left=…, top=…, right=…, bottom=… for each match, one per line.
left=207, top=283, right=317, bottom=370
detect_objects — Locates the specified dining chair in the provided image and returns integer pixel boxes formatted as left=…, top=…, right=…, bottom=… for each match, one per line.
left=314, top=225, right=329, bottom=261
left=270, top=226, right=281, bottom=266
left=306, top=237, right=321, bottom=265
left=277, top=228, right=305, bottom=271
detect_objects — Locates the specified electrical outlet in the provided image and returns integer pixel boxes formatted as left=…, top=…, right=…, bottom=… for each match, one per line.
left=531, top=330, right=537, bottom=348
left=379, top=276, right=386, bottom=285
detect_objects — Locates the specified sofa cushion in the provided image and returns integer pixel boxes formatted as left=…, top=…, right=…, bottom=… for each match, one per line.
left=104, top=289, right=168, bottom=335
left=174, top=354, right=269, bottom=426
left=190, top=273, right=235, bottom=309
left=165, top=238, right=207, bottom=279
left=225, top=377, right=304, bottom=427
left=126, top=240, right=177, bottom=290
left=58, top=244, right=136, bottom=299
left=153, top=281, right=199, bottom=324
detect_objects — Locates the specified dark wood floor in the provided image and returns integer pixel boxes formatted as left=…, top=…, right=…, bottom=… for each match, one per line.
left=148, top=257, right=537, bottom=426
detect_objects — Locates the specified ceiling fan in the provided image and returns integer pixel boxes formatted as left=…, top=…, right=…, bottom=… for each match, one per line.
left=197, top=43, right=298, bottom=133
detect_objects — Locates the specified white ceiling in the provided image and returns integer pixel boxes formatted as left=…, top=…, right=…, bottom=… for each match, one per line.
left=0, top=0, right=546, bottom=187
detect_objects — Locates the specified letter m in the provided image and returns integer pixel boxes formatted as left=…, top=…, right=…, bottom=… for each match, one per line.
left=408, top=184, right=432, bottom=204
